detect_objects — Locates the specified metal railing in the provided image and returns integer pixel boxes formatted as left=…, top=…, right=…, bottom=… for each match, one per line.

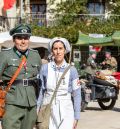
left=25, top=13, right=46, bottom=26
left=0, top=16, right=21, bottom=32
left=1, top=13, right=120, bottom=32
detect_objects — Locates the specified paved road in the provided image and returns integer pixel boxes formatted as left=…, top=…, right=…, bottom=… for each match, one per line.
left=0, top=95, right=120, bottom=129
left=77, top=94, right=120, bottom=129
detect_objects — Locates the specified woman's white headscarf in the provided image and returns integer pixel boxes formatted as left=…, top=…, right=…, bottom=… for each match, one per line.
left=48, top=37, right=71, bottom=54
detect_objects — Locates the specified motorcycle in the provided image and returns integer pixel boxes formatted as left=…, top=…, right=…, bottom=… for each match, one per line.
left=80, top=64, right=119, bottom=111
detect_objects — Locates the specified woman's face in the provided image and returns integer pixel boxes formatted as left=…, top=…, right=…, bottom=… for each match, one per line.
left=52, top=41, right=66, bottom=64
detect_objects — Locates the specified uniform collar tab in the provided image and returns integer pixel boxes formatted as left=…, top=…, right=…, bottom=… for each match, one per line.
left=13, top=46, right=29, bottom=58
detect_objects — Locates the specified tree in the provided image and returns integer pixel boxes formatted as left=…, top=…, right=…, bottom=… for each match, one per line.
left=49, top=0, right=88, bottom=25
left=109, top=0, right=120, bottom=15
left=31, top=0, right=120, bottom=44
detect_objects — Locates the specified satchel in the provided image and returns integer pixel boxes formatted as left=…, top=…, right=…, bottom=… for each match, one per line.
left=36, top=65, right=71, bottom=129
left=36, top=104, right=51, bottom=129
left=0, top=88, right=6, bottom=118
left=0, top=56, right=26, bottom=118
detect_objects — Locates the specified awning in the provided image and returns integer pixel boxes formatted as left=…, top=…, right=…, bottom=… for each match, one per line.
left=0, top=32, right=51, bottom=49
left=76, top=31, right=113, bottom=46
left=112, top=31, right=120, bottom=46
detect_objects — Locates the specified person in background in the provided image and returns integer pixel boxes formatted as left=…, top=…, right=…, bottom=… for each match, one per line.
left=1, top=24, right=42, bottom=129
left=86, top=50, right=97, bottom=75
left=85, top=50, right=97, bottom=84
left=102, top=50, right=117, bottom=72
left=41, top=51, right=48, bottom=64
left=37, top=37, right=81, bottom=129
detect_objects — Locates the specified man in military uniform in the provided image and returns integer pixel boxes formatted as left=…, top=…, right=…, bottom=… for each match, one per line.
left=85, top=50, right=97, bottom=84
left=102, top=50, right=117, bottom=72
left=0, top=24, right=42, bottom=129
left=85, top=50, right=97, bottom=75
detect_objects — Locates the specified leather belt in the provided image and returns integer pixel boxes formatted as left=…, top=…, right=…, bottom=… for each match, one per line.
left=3, top=79, right=35, bottom=87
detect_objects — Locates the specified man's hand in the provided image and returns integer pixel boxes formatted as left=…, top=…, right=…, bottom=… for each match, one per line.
left=73, top=120, right=78, bottom=129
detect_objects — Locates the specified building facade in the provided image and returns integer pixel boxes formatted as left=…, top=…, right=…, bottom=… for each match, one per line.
left=0, top=0, right=113, bottom=31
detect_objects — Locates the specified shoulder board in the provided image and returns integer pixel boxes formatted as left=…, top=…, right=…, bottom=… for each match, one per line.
left=29, top=48, right=38, bottom=52
left=2, top=47, right=12, bottom=51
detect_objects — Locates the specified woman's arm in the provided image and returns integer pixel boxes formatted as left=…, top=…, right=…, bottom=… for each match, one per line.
left=37, top=64, right=48, bottom=112
left=70, top=66, right=81, bottom=129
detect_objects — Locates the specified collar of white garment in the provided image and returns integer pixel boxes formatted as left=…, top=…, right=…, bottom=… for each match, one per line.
left=51, top=60, right=68, bottom=69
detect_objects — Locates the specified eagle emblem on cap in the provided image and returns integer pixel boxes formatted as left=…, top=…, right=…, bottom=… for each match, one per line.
left=21, top=29, right=27, bottom=33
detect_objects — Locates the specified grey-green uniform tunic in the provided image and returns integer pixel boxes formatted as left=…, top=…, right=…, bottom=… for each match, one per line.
left=0, top=47, right=41, bottom=129
left=85, top=56, right=97, bottom=75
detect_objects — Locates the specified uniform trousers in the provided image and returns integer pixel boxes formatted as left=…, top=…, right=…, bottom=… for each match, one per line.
left=1, top=104, right=37, bottom=129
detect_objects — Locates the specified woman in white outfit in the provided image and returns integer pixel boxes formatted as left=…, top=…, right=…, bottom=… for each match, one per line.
left=37, top=37, right=81, bottom=129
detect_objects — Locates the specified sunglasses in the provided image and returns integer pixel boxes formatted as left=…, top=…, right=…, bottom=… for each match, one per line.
left=16, top=36, right=30, bottom=40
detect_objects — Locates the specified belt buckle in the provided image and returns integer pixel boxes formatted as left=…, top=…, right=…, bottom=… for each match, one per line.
left=23, top=79, right=28, bottom=86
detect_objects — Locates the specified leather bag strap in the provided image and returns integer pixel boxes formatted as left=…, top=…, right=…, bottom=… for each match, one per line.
left=49, top=65, right=71, bottom=105
left=5, top=55, right=27, bottom=92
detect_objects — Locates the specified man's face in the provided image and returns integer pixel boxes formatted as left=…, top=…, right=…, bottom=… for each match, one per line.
left=105, top=53, right=111, bottom=58
left=91, top=53, right=96, bottom=59
left=14, top=35, right=30, bottom=52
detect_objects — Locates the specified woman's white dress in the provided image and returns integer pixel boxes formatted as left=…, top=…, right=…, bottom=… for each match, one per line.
left=38, top=61, right=81, bottom=129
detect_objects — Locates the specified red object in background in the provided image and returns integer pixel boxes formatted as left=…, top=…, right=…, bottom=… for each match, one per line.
left=3, top=0, right=16, bottom=11
left=112, top=72, right=120, bottom=80
left=93, top=46, right=102, bottom=52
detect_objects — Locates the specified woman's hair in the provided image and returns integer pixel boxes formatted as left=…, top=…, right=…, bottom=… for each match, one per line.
left=52, top=40, right=66, bottom=50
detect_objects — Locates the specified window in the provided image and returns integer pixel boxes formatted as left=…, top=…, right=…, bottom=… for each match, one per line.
left=30, top=4, right=46, bottom=26
left=87, top=0, right=105, bottom=14
left=31, top=4, right=46, bottom=13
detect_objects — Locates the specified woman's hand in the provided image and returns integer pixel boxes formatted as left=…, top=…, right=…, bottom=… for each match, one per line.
left=73, top=120, right=78, bottom=129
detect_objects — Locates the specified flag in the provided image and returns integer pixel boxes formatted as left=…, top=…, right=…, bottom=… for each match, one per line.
left=89, top=45, right=102, bottom=52
left=3, top=0, right=16, bottom=11
left=93, top=46, right=102, bottom=52
left=0, top=0, right=4, bottom=15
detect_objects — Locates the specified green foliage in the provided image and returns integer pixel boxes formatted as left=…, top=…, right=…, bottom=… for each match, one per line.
left=109, top=0, right=120, bottom=15
left=51, top=0, right=88, bottom=25
left=31, top=0, right=120, bottom=44
left=31, top=24, right=79, bottom=44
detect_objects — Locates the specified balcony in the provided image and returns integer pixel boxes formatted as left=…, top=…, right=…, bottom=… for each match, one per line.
left=0, top=13, right=120, bottom=32
left=0, top=16, right=21, bottom=32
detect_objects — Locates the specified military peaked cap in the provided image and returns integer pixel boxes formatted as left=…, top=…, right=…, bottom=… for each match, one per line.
left=10, top=24, right=32, bottom=36
left=105, top=49, right=111, bottom=54
left=89, top=50, right=97, bottom=55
